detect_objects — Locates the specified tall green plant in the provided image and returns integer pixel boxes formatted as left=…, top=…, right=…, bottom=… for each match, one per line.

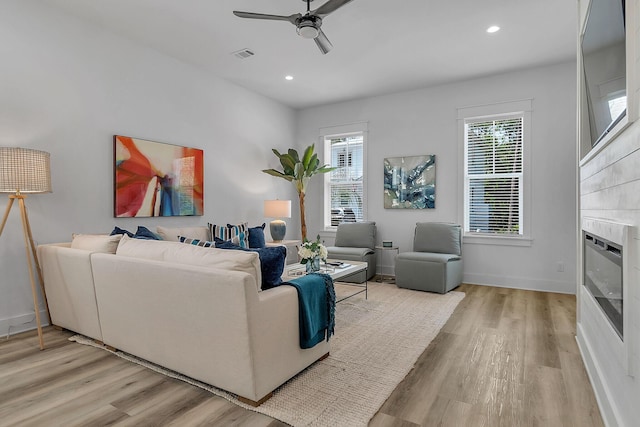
left=263, top=144, right=335, bottom=241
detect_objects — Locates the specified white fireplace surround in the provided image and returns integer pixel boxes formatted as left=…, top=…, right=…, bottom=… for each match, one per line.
left=577, top=217, right=639, bottom=426
left=579, top=217, right=637, bottom=378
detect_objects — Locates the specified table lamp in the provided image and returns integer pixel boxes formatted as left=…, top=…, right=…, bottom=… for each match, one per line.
left=264, top=199, right=291, bottom=242
left=0, top=147, right=52, bottom=350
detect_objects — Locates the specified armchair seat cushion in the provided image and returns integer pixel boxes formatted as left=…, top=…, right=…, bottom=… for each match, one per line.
left=396, top=252, right=460, bottom=263
left=327, top=221, right=377, bottom=283
left=326, top=246, right=374, bottom=258
left=326, top=247, right=376, bottom=283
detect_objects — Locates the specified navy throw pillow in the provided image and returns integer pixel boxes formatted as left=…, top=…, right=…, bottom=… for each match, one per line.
left=215, top=241, right=286, bottom=290
left=110, top=226, right=134, bottom=237
left=214, top=237, right=233, bottom=247
left=134, top=226, right=160, bottom=240
left=253, top=245, right=286, bottom=290
left=248, top=223, right=267, bottom=248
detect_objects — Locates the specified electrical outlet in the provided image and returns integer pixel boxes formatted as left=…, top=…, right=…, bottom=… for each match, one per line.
left=556, top=261, right=565, bottom=272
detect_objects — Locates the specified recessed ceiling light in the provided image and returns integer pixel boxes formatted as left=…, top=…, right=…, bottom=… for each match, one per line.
left=285, top=75, right=294, bottom=81
left=487, top=26, right=500, bottom=33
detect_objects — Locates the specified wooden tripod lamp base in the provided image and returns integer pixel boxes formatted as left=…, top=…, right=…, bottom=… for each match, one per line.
left=0, top=195, right=50, bottom=350
left=0, top=147, right=52, bottom=351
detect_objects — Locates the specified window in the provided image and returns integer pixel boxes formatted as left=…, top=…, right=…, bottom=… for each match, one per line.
left=337, top=150, right=352, bottom=168
left=464, top=114, right=524, bottom=236
left=324, top=133, right=365, bottom=228
left=608, top=93, right=626, bottom=123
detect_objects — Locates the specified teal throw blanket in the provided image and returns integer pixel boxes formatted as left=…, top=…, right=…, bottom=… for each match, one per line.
left=284, top=273, right=335, bottom=349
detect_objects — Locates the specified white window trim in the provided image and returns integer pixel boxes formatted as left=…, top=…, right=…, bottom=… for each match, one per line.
left=457, top=99, right=533, bottom=247
left=319, top=122, right=368, bottom=231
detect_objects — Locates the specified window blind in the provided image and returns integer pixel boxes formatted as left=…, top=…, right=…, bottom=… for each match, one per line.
left=465, top=116, right=523, bottom=235
left=328, top=135, right=364, bottom=225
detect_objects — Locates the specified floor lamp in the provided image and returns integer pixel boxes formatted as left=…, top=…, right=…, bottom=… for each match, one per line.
left=0, top=147, right=52, bottom=350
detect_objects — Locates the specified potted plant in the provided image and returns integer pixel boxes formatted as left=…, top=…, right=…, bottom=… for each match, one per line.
left=262, top=144, right=335, bottom=241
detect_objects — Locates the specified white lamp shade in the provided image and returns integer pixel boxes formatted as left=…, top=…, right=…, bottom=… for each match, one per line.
left=0, top=147, right=52, bottom=194
left=264, top=199, right=291, bottom=218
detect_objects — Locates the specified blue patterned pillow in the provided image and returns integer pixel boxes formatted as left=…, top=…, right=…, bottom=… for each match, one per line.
left=248, top=223, right=267, bottom=248
left=179, top=235, right=216, bottom=248
left=215, top=241, right=286, bottom=290
left=208, top=222, right=249, bottom=248
left=134, top=226, right=160, bottom=240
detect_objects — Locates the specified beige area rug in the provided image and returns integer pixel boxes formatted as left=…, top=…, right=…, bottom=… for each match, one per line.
left=70, top=282, right=464, bottom=426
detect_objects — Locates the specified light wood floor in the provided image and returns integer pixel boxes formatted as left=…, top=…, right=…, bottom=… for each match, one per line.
left=0, top=284, right=603, bottom=427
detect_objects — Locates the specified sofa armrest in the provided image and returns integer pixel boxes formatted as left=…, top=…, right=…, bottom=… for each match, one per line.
left=37, top=243, right=103, bottom=340
left=248, top=285, right=330, bottom=400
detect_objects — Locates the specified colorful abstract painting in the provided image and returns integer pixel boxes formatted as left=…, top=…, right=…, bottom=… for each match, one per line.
left=384, top=155, right=436, bottom=209
left=114, top=135, right=204, bottom=217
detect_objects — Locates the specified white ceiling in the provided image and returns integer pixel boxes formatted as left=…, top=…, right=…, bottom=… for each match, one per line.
left=42, top=0, right=578, bottom=109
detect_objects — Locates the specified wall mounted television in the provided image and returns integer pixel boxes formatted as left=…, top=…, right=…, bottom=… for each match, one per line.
left=581, top=0, right=627, bottom=148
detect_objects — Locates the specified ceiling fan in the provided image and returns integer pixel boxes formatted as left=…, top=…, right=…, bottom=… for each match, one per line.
left=233, top=0, right=354, bottom=54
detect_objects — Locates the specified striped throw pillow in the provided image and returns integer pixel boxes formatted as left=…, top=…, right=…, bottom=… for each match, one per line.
left=208, top=222, right=249, bottom=248
left=179, top=235, right=215, bottom=248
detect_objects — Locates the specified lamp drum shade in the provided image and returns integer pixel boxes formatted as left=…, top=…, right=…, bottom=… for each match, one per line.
left=264, top=200, right=291, bottom=218
left=0, top=147, right=52, bottom=194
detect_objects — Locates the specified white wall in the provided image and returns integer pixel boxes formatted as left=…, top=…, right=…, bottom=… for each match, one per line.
left=297, top=61, right=578, bottom=293
left=0, top=0, right=298, bottom=336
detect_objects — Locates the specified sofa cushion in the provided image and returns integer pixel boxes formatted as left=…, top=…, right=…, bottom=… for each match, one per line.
left=334, top=221, right=376, bottom=249
left=215, top=241, right=286, bottom=290
left=209, top=222, right=249, bottom=248
left=156, top=226, right=210, bottom=242
left=248, top=223, right=267, bottom=248
left=413, top=223, right=461, bottom=255
left=71, top=234, right=122, bottom=253
left=116, top=235, right=262, bottom=290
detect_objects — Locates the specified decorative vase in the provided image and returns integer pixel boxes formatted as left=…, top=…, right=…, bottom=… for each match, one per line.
left=306, top=257, right=321, bottom=273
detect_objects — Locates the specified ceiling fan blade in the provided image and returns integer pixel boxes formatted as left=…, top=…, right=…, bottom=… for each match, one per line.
left=314, top=29, right=333, bottom=54
left=233, top=11, right=301, bottom=25
left=312, top=0, right=355, bottom=17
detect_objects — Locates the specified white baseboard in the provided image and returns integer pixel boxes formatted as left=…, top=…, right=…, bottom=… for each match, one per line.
left=463, top=272, right=576, bottom=294
left=0, top=310, right=50, bottom=339
left=577, top=323, right=620, bottom=427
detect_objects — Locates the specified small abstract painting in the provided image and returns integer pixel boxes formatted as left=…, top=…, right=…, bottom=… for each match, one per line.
left=384, top=155, right=436, bottom=209
left=114, top=135, right=204, bottom=217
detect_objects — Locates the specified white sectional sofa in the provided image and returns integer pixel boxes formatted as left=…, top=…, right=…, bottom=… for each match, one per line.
left=37, top=235, right=329, bottom=405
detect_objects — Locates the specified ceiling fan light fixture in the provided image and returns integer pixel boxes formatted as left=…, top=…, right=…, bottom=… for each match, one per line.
left=297, top=22, right=319, bottom=39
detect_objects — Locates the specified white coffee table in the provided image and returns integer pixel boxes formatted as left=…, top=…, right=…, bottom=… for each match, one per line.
left=283, top=259, right=368, bottom=302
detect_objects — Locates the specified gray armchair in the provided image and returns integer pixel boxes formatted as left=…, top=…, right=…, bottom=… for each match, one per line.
left=326, top=221, right=377, bottom=283
left=395, top=222, right=462, bottom=293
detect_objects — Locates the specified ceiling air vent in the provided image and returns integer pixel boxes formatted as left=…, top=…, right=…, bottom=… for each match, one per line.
left=232, top=48, right=255, bottom=59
